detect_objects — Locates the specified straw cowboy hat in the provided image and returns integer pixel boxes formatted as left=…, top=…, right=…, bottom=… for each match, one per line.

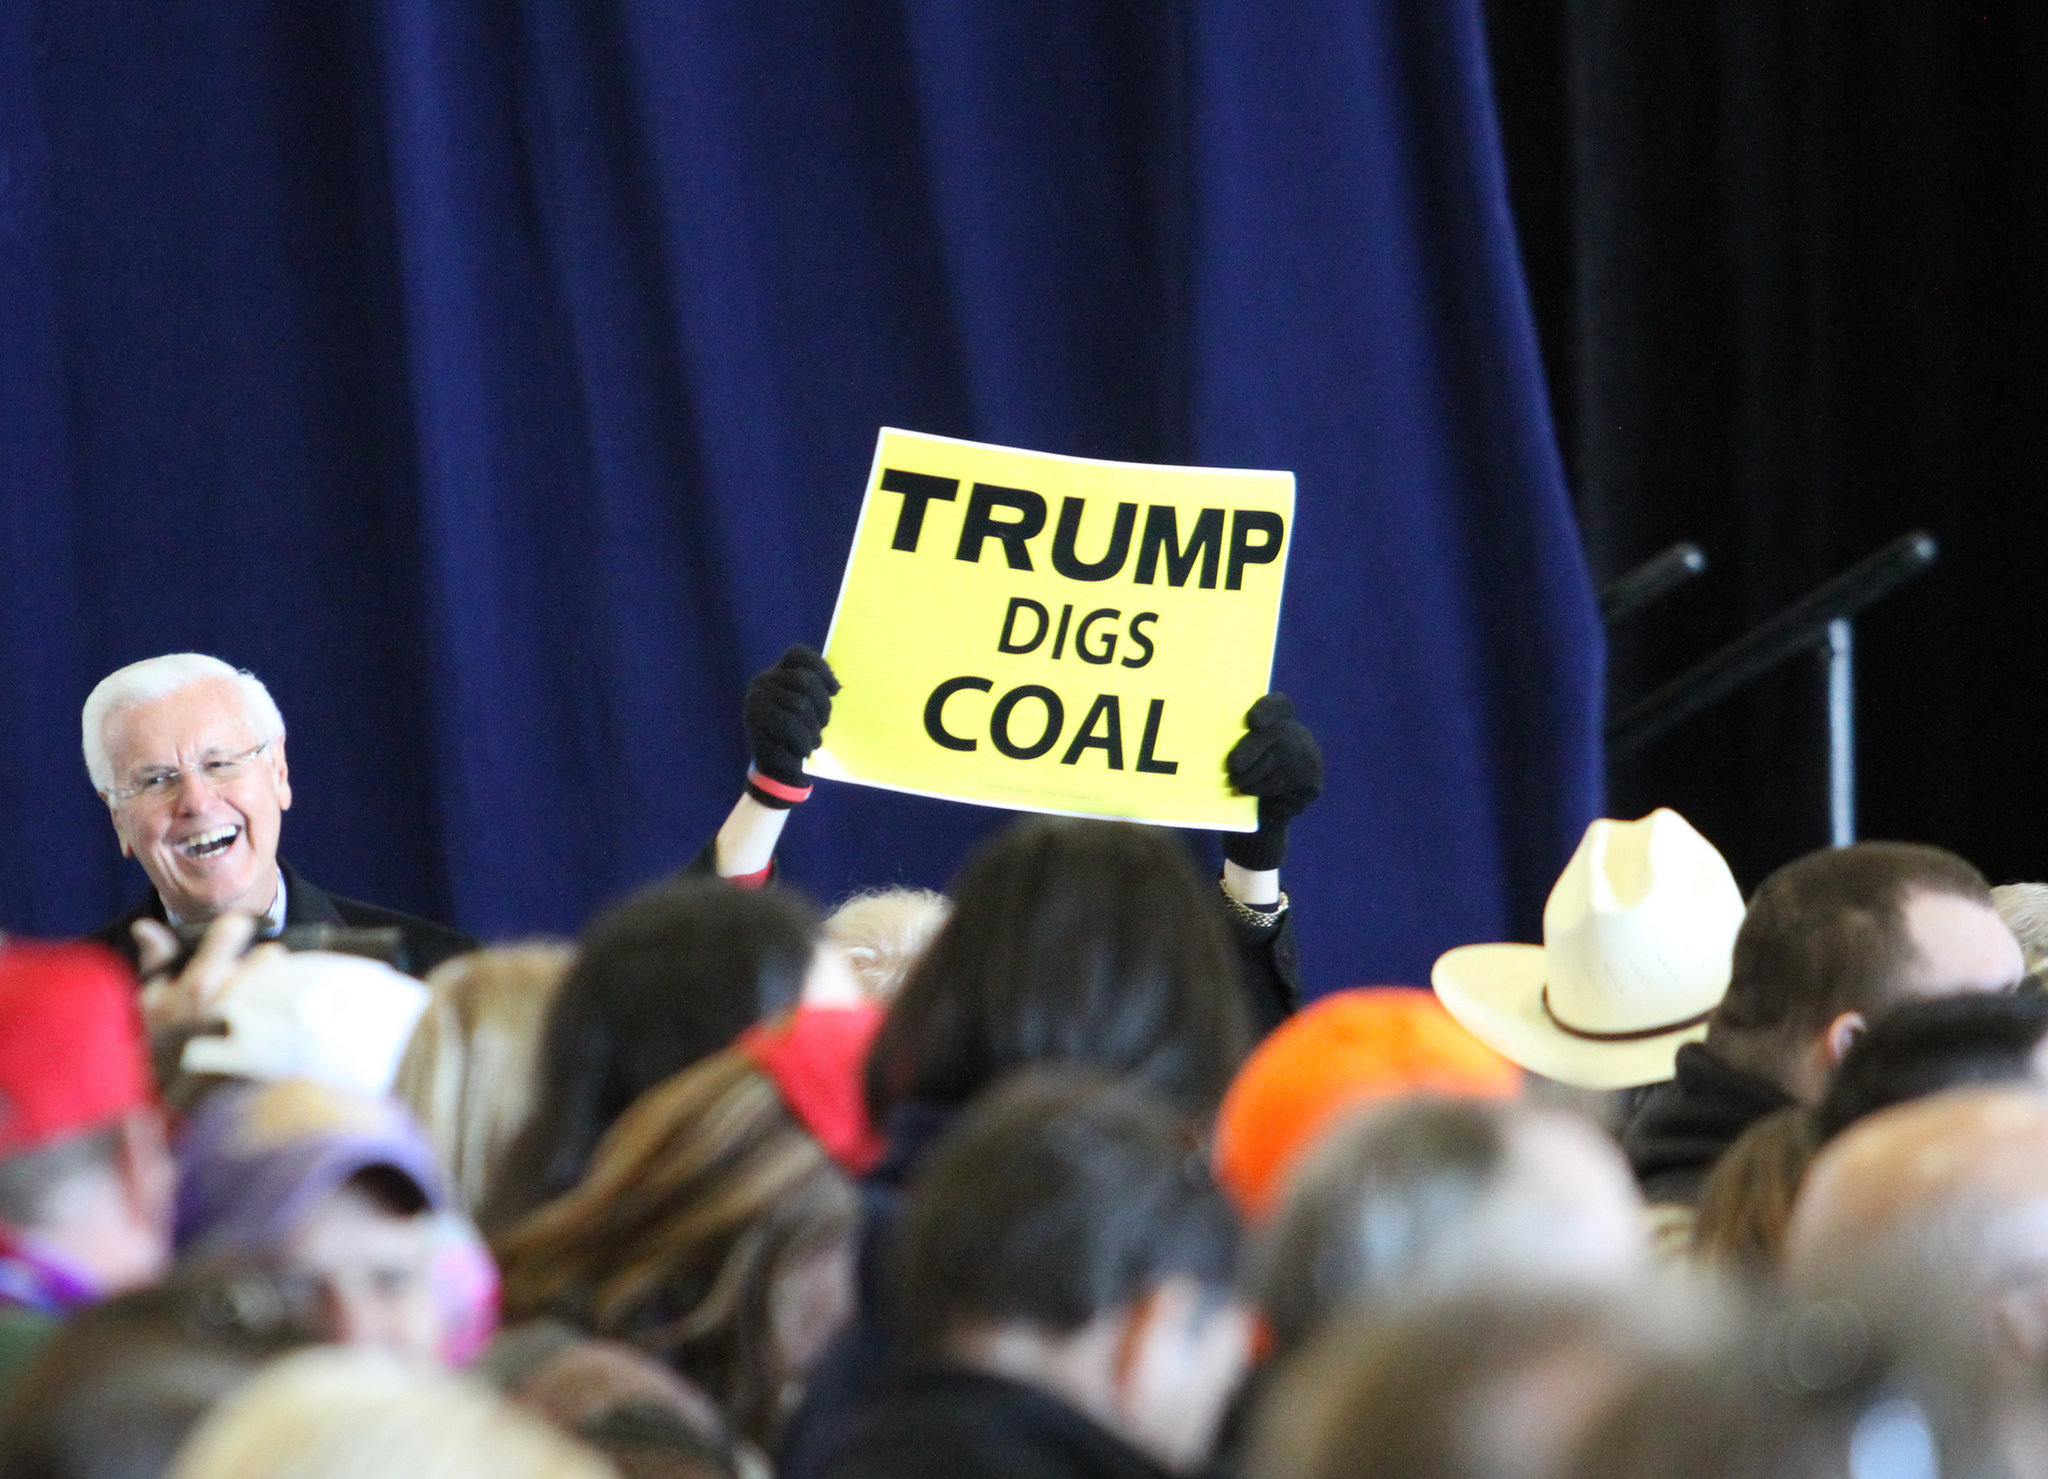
left=1432, top=808, right=1745, bottom=1089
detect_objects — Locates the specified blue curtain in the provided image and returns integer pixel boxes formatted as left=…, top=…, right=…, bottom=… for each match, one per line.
left=0, top=0, right=1602, bottom=992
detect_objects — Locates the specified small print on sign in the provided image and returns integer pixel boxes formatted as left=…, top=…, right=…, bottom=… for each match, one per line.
left=807, top=428, right=1294, bottom=831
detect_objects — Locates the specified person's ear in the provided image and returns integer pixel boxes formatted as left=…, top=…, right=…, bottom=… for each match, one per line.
left=104, top=795, right=133, bottom=857
left=269, top=734, right=291, bottom=811
left=1994, top=1281, right=2048, bottom=1364
left=1823, top=1011, right=1867, bottom=1067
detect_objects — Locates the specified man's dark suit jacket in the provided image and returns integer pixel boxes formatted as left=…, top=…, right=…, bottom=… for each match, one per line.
left=88, top=858, right=477, bottom=980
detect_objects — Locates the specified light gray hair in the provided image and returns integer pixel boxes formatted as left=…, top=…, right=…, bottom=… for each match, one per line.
left=824, top=887, right=952, bottom=1003
left=1992, top=882, right=2048, bottom=972
left=82, top=654, right=286, bottom=794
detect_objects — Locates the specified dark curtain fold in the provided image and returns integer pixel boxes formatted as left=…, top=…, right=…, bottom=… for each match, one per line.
left=1492, top=0, right=2048, bottom=889
left=3, top=0, right=1602, bottom=990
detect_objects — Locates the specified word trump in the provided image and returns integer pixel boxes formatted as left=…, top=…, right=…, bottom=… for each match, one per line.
left=813, top=428, right=1292, bottom=831
left=881, top=468, right=1286, bottom=590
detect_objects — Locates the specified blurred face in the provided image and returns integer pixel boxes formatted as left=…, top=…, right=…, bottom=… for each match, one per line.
left=101, top=679, right=290, bottom=922
left=798, top=943, right=863, bottom=1009
left=1498, top=1113, right=1648, bottom=1286
left=1117, top=1278, right=1256, bottom=1473
left=771, top=1233, right=858, bottom=1378
left=286, top=1183, right=445, bottom=1361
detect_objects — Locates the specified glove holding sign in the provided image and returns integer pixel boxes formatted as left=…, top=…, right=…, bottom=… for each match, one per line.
left=744, top=644, right=840, bottom=808
left=809, top=428, right=1295, bottom=834
left=1223, top=693, right=1324, bottom=872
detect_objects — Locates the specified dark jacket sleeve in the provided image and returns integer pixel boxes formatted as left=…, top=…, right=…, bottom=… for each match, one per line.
left=1230, top=901, right=1300, bottom=1037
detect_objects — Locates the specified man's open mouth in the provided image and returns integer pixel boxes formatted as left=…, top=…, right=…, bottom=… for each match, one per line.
left=180, top=826, right=241, bottom=860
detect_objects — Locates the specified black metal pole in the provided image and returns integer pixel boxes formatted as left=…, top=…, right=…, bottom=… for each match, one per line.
left=1599, top=541, right=1708, bottom=626
left=1607, top=531, right=1937, bottom=761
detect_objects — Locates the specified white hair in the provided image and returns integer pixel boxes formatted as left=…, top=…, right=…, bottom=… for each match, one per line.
left=169, top=1347, right=616, bottom=1479
left=81, top=653, right=286, bottom=794
left=823, top=887, right=951, bottom=1003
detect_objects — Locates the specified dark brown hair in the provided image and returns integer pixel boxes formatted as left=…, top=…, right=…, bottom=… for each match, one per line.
left=1710, top=842, right=1993, bottom=1063
left=865, top=818, right=1251, bottom=1121
left=894, top=1070, right=1240, bottom=1355
left=485, top=878, right=822, bottom=1230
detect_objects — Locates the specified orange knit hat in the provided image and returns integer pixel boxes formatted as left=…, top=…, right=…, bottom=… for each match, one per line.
left=1214, top=987, right=1520, bottom=1219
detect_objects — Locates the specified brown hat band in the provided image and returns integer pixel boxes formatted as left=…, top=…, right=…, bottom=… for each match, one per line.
left=1540, top=985, right=1715, bottom=1044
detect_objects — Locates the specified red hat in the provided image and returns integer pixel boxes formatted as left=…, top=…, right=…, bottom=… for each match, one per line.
left=0, top=942, right=151, bottom=1158
left=1214, top=987, right=1521, bottom=1220
left=739, top=1003, right=886, bottom=1176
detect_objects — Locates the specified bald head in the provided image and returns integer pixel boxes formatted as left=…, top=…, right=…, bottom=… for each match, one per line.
left=1788, top=1088, right=2048, bottom=1365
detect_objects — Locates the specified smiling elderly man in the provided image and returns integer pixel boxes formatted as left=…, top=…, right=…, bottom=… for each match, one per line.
left=81, top=654, right=474, bottom=978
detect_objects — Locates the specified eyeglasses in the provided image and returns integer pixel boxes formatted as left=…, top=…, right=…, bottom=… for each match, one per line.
left=105, top=740, right=273, bottom=805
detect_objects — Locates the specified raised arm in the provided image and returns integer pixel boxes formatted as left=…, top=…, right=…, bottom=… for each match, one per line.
left=709, top=645, right=839, bottom=882
left=1219, top=692, right=1324, bottom=1030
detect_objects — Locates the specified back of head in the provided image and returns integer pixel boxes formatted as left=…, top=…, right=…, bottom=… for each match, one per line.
left=394, top=943, right=574, bottom=1214
left=81, top=654, right=283, bottom=795
left=822, top=888, right=950, bottom=1003
left=0, top=942, right=164, bottom=1297
left=0, top=1263, right=329, bottom=1479
left=1569, top=1328, right=1889, bottom=1479
left=866, top=818, right=1250, bottom=1120
left=494, top=1044, right=857, bottom=1446
left=895, top=1069, right=1240, bottom=1358
left=1815, top=991, right=2048, bottom=1143
left=1214, top=989, right=1520, bottom=1220
left=1711, top=842, right=1994, bottom=1073
left=1255, top=1098, right=1645, bottom=1355
left=1249, top=1287, right=1731, bottom=1479
left=1786, top=1086, right=2048, bottom=1389
left=168, top=1346, right=614, bottom=1479
left=486, top=879, right=821, bottom=1228
left=0, top=943, right=151, bottom=1189
left=174, top=1080, right=448, bottom=1261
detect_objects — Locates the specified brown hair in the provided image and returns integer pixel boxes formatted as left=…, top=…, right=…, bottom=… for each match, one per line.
left=493, top=1048, right=856, bottom=1446
left=1710, top=842, right=1992, bottom=1070
left=1690, top=1106, right=1817, bottom=1276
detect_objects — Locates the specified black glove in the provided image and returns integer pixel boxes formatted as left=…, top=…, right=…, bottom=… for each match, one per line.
left=1222, top=693, right=1323, bottom=871
left=743, top=645, right=839, bottom=803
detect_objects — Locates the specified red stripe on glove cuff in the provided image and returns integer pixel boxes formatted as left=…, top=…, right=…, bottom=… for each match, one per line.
left=746, top=766, right=813, bottom=805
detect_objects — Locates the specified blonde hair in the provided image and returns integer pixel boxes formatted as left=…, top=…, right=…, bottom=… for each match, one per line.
left=83, top=653, right=285, bottom=794
left=394, top=944, right=573, bottom=1215
left=169, top=1347, right=614, bottom=1479
left=1992, top=882, right=2048, bottom=972
left=494, top=1047, right=857, bottom=1445
left=823, top=888, right=950, bottom=1003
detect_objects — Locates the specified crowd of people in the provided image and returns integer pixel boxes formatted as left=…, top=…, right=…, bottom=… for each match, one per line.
left=3, top=647, right=2047, bottom=1478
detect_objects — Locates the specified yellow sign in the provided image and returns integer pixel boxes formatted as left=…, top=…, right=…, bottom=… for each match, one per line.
left=808, top=428, right=1294, bottom=831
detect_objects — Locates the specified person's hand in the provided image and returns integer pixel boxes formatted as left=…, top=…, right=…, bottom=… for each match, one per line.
left=743, top=645, right=840, bottom=796
left=134, top=913, right=263, bottom=1038
left=1222, top=693, right=1323, bottom=871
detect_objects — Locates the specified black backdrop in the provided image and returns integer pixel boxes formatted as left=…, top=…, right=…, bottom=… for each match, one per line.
left=1, top=0, right=1603, bottom=992
left=1486, top=0, right=2048, bottom=893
